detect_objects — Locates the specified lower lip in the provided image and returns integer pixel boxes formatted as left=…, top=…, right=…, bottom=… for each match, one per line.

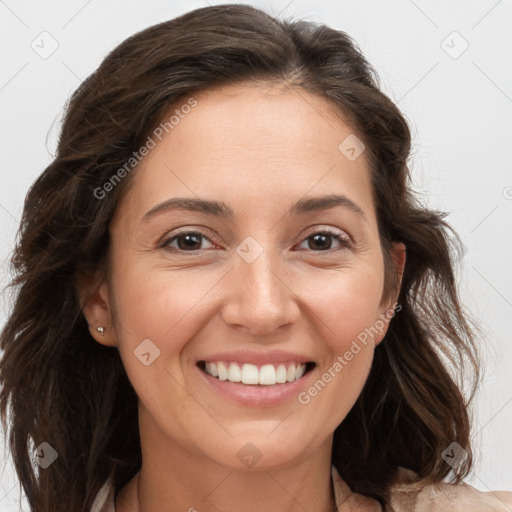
left=196, top=364, right=315, bottom=407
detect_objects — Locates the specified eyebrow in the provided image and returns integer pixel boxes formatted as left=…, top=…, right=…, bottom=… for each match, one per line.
left=142, top=194, right=367, bottom=222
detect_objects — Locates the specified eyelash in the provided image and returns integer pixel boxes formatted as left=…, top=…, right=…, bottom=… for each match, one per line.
left=160, top=227, right=353, bottom=254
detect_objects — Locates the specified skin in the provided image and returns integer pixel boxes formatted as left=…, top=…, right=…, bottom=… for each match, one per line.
left=82, top=82, right=406, bottom=512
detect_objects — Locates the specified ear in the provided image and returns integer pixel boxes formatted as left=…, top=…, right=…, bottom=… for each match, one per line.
left=78, top=275, right=117, bottom=347
left=375, top=242, right=406, bottom=345
left=390, top=242, right=406, bottom=297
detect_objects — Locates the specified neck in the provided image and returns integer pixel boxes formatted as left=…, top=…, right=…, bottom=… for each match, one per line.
left=134, top=464, right=336, bottom=512
left=116, top=418, right=336, bottom=512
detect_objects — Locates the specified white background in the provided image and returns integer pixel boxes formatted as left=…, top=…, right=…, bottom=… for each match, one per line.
left=1, top=0, right=511, bottom=509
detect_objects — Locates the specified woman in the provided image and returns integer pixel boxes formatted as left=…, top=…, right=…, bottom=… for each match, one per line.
left=1, top=4, right=511, bottom=512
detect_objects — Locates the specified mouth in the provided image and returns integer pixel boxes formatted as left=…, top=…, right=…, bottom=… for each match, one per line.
left=197, top=360, right=316, bottom=386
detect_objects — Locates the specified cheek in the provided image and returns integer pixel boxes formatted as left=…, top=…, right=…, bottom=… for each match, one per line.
left=109, top=250, right=384, bottom=372
left=296, top=276, right=380, bottom=435
left=295, top=264, right=383, bottom=412
left=110, top=261, right=210, bottom=341
left=107, top=258, right=218, bottom=390
left=303, top=264, right=385, bottom=348
left=108, top=263, right=217, bottom=423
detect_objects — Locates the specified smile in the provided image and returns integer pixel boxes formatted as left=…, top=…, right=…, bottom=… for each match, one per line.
left=198, top=361, right=315, bottom=385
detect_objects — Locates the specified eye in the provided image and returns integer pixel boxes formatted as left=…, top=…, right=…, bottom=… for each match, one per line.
left=296, top=229, right=352, bottom=252
left=160, top=228, right=352, bottom=254
left=161, top=231, right=215, bottom=252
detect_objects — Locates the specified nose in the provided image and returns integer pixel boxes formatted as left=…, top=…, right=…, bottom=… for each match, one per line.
left=220, top=244, right=300, bottom=336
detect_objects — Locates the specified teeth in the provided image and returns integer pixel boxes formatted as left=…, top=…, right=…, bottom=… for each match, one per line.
left=295, top=363, right=305, bottom=380
left=276, top=364, right=287, bottom=383
left=228, top=362, right=242, bottom=382
left=217, top=361, right=228, bottom=381
left=286, top=364, right=295, bottom=382
left=203, top=361, right=307, bottom=385
left=241, top=363, right=259, bottom=384
left=205, top=361, right=218, bottom=377
left=258, top=364, right=275, bottom=385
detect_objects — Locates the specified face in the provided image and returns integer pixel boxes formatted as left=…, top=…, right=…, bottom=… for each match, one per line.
left=84, top=82, right=405, bottom=471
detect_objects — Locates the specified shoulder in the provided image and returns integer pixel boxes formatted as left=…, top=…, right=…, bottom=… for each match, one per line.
left=387, top=467, right=512, bottom=512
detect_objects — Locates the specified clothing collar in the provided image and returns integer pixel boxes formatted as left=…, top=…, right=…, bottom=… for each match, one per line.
left=331, top=465, right=383, bottom=511
left=91, top=466, right=382, bottom=512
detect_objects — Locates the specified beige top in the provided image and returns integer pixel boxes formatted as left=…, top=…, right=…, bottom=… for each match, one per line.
left=90, top=466, right=512, bottom=512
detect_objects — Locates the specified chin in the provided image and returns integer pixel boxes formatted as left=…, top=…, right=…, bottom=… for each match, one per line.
left=201, top=433, right=316, bottom=472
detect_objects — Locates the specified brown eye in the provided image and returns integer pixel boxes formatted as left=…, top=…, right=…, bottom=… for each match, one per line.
left=298, top=230, right=352, bottom=252
left=162, top=231, right=214, bottom=252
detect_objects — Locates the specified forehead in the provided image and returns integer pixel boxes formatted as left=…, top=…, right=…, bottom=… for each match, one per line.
left=167, top=82, right=362, bottom=168
left=115, top=82, right=376, bottom=225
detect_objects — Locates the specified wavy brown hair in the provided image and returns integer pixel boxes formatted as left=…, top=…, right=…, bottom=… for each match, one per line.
left=1, top=4, right=480, bottom=511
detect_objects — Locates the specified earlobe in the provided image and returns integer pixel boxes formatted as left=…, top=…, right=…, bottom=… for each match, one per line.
left=79, top=279, right=117, bottom=347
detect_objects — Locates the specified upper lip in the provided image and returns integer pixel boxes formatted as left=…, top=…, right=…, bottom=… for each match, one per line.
left=198, top=349, right=314, bottom=366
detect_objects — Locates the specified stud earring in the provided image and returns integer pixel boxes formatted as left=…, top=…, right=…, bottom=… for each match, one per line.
left=97, top=326, right=105, bottom=336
